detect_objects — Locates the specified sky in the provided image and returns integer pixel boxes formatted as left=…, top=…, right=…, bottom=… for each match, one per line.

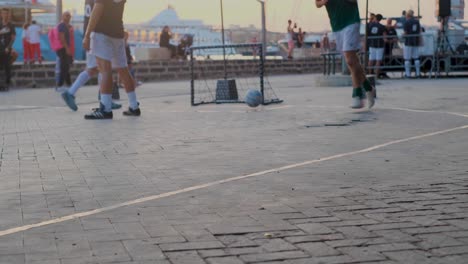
left=62, top=0, right=467, bottom=32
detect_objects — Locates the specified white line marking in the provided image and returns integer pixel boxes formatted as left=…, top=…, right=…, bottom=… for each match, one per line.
left=0, top=125, right=467, bottom=237
left=384, top=107, right=468, bottom=118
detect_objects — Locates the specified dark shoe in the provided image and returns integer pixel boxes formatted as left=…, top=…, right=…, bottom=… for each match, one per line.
left=111, top=102, right=122, bottom=109
left=61, top=91, right=78, bottom=111
left=123, top=106, right=141, bottom=116
left=92, top=102, right=121, bottom=111
left=84, top=103, right=113, bottom=120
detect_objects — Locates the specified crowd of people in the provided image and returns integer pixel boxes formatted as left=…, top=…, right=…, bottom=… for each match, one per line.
left=286, top=19, right=307, bottom=59
left=366, top=10, right=422, bottom=79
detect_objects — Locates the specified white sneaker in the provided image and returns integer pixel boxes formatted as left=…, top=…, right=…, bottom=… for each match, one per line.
left=351, top=97, right=364, bottom=109
left=367, top=87, right=376, bottom=109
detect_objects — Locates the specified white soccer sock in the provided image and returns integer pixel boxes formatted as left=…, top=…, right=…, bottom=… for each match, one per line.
left=100, top=94, right=113, bottom=112
left=127, top=91, right=138, bottom=110
left=68, top=71, right=90, bottom=96
left=415, top=60, right=421, bottom=76
left=404, top=60, right=411, bottom=77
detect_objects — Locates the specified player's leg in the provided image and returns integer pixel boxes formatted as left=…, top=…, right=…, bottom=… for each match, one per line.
left=84, top=33, right=114, bottom=120
left=110, top=37, right=140, bottom=116
left=375, top=48, right=384, bottom=78
left=341, top=23, right=375, bottom=109
left=413, top=47, right=421, bottom=77
left=403, top=45, right=411, bottom=78
left=117, top=67, right=140, bottom=116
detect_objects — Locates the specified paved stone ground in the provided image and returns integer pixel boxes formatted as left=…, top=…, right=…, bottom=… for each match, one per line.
left=0, top=74, right=467, bottom=264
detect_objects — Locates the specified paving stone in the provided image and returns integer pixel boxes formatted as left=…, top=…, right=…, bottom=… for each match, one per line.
left=147, top=236, right=187, bottom=244
left=416, top=233, right=464, bottom=250
left=337, top=246, right=387, bottom=262
left=207, top=226, right=271, bottom=235
left=326, top=219, right=379, bottom=227
left=431, top=245, right=468, bottom=256
left=284, top=233, right=344, bottom=244
left=239, top=251, right=309, bottom=263
left=373, top=229, right=421, bottom=243
left=89, top=241, right=131, bottom=263
left=198, top=249, right=228, bottom=258
left=295, top=242, right=341, bottom=257
left=0, top=255, right=25, bottom=264
left=285, top=255, right=355, bottom=264
left=295, top=223, right=335, bottom=235
left=256, top=238, right=297, bottom=252
left=206, top=256, right=244, bottom=264
left=166, top=251, right=206, bottom=264
left=333, top=226, right=377, bottom=239
left=368, top=243, right=418, bottom=252
left=217, top=235, right=258, bottom=248
left=402, top=225, right=460, bottom=235
left=160, top=241, right=225, bottom=252
left=364, top=222, right=421, bottom=231
left=122, top=239, right=167, bottom=261
left=383, top=250, right=437, bottom=264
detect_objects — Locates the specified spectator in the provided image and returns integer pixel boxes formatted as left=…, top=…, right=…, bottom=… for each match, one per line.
left=321, top=32, right=330, bottom=52
left=159, top=25, right=177, bottom=58
left=297, top=28, right=304, bottom=48
left=381, top=18, right=398, bottom=78
left=28, top=20, right=42, bottom=64
left=367, top=14, right=387, bottom=78
left=403, top=9, right=421, bottom=78
left=22, top=23, right=31, bottom=64
left=56, top=11, right=73, bottom=90
left=286, top=19, right=294, bottom=59
left=0, top=8, right=16, bottom=90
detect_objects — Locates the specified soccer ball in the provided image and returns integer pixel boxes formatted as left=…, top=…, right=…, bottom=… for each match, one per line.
left=245, top=89, right=263, bottom=108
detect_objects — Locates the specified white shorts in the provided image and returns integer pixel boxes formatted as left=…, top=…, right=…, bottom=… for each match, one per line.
left=86, top=52, right=97, bottom=69
left=404, top=46, right=420, bottom=60
left=369, top=47, right=384, bottom=61
left=90, top=32, right=127, bottom=69
left=334, top=23, right=361, bottom=52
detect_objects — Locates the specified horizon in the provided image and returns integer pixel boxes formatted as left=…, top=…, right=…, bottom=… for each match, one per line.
left=61, top=0, right=466, bottom=32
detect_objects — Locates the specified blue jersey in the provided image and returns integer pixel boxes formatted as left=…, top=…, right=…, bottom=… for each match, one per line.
left=404, top=18, right=421, bottom=46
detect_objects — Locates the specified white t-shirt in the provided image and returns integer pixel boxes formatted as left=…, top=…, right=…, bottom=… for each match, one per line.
left=22, top=29, right=28, bottom=40
left=28, top=24, right=41, bottom=44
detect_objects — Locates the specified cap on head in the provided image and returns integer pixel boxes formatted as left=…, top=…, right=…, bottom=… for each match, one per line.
left=376, top=14, right=383, bottom=21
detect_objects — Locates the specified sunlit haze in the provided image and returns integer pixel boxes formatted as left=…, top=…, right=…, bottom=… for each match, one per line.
left=63, top=0, right=467, bottom=32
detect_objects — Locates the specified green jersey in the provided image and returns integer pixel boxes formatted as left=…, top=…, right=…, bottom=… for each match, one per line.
left=325, top=0, right=361, bottom=32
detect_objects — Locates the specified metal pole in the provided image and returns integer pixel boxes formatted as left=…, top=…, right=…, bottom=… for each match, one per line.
left=220, top=0, right=227, bottom=79
left=258, top=0, right=267, bottom=60
left=417, top=0, right=420, bottom=18
left=364, top=0, right=369, bottom=72
left=25, top=2, right=30, bottom=24
left=56, top=0, right=62, bottom=25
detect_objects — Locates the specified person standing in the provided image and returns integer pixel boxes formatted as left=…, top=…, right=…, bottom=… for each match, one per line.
left=403, top=9, right=421, bottom=78
left=316, top=0, right=376, bottom=109
left=321, top=32, right=330, bottom=52
left=28, top=20, right=42, bottom=64
left=22, top=23, right=31, bottom=64
left=56, top=12, right=73, bottom=90
left=381, top=18, right=398, bottom=79
left=286, top=20, right=294, bottom=59
left=61, top=0, right=121, bottom=111
left=83, top=0, right=140, bottom=119
left=367, top=14, right=386, bottom=78
left=0, top=8, right=16, bottom=90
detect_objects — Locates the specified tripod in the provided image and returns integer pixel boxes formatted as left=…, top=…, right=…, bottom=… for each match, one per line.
left=437, top=16, right=455, bottom=55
